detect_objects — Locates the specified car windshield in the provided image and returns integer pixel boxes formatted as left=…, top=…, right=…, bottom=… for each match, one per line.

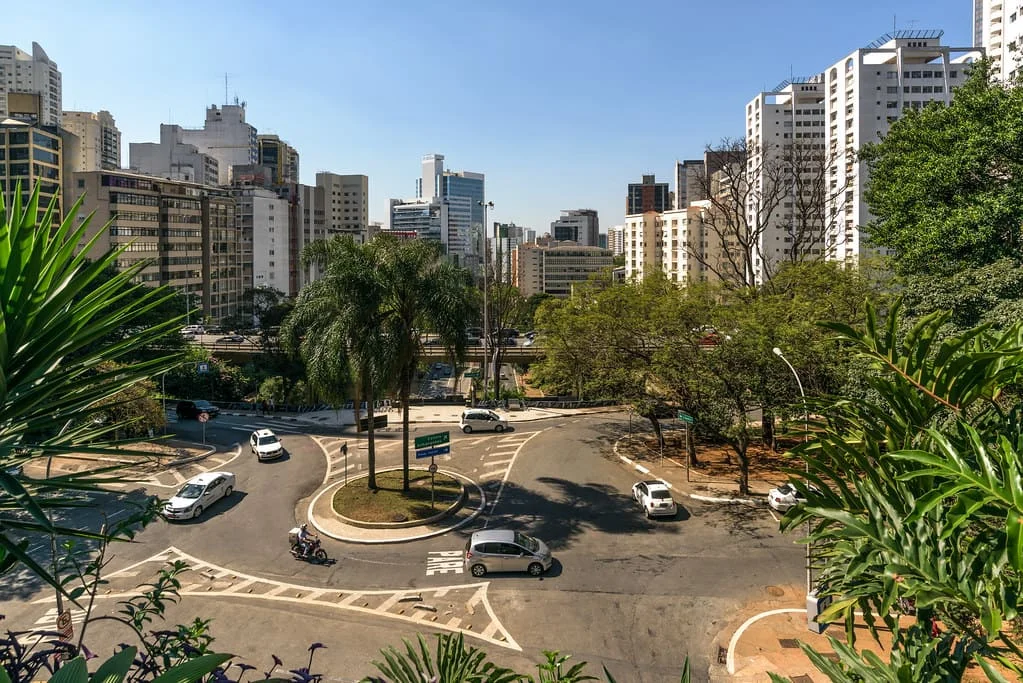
left=777, top=484, right=795, bottom=495
left=651, top=490, right=672, bottom=499
left=514, top=532, right=539, bottom=552
left=258, top=435, right=278, bottom=446
left=195, top=401, right=214, bottom=409
left=176, top=483, right=204, bottom=499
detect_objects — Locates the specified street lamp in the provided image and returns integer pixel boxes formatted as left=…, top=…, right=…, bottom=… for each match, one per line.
left=774, top=346, right=823, bottom=632
left=478, top=200, right=494, bottom=399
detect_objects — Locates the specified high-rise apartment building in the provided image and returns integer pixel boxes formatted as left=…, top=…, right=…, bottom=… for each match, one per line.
left=492, top=222, right=529, bottom=284
left=550, top=209, right=599, bottom=247
left=608, top=225, right=626, bottom=256
left=257, top=134, right=300, bottom=185
left=743, top=30, right=981, bottom=278
left=974, top=0, right=1023, bottom=81
left=391, top=153, right=484, bottom=266
left=1, top=118, right=63, bottom=221
left=626, top=175, right=671, bottom=215
left=129, top=124, right=220, bottom=186
left=0, top=43, right=61, bottom=127
left=623, top=203, right=735, bottom=285
left=316, top=172, right=369, bottom=239
left=230, top=187, right=290, bottom=292
left=66, top=170, right=243, bottom=322
left=62, top=111, right=121, bottom=171
left=179, top=104, right=258, bottom=185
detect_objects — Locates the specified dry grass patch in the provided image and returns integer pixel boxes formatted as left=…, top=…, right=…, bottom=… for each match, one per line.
left=333, top=469, right=463, bottom=523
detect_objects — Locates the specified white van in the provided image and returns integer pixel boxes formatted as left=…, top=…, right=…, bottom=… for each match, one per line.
left=460, top=409, right=509, bottom=434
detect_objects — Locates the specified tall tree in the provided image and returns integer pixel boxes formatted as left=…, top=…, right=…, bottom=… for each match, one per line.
left=860, top=59, right=1023, bottom=275
left=484, top=282, right=524, bottom=400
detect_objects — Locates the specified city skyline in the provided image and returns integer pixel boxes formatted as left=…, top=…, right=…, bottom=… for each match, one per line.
left=5, top=0, right=974, bottom=232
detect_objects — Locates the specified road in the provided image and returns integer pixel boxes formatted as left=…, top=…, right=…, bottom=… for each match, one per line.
left=0, top=411, right=801, bottom=681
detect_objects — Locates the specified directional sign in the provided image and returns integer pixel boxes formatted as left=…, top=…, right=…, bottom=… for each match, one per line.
left=464, top=370, right=480, bottom=378
left=677, top=411, right=694, bottom=424
left=197, top=362, right=210, bottom=374
left=415, top=445, right=450, bottom=459
left=414, top=431, right=449, bottom=449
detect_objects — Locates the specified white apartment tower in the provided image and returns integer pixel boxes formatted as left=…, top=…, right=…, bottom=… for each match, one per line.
left=608, top=225, right=626, bottom=256
left=316, top=172, right=369, bottom=240
left=0, top=42, right=61, bottom=127
left=62, top=110, right=121, bottom=171
left=974, top=0, right=1023, bottom=81
left=744, top=31, right=981, bottom=278
left=179, top=104, right=258, bottom=185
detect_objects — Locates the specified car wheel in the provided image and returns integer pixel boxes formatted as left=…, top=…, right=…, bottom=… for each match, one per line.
left=470, top=564, right=487, bottom=577
left=462, top=426, right=473, bottom=434
left=495, top=424, right=505, bottom=433
left=224, top=486, right=233, bottom=497
left=527, top=562, right=544, bottom=577
left=193, top=505, right=203, bottom=519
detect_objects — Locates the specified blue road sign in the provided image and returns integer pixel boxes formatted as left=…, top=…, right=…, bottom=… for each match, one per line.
left=416, top=445, right=451, bottom=459
left=197, top=362, right=210, bottom=374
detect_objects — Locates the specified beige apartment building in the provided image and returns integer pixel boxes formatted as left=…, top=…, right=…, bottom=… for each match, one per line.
left=316, top=172, right=369, bottom=239
left=62, top=110, right=120, bottom=171
left=624, top=202, right=738, bottom=285
left=513, top=241, right=612, bottom=297
left=66, top=170, right=243, bottom=323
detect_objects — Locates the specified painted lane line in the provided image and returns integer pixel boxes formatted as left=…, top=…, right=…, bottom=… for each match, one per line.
left=483, top=458, right=514, bottom=467
left=482, top=428, right=547, bottom=529
left=635, top=464, right=650, bottom=475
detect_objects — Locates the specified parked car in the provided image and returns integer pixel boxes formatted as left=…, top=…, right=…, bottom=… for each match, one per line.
left=768, top=482, right=816, bottom=512
left=250, top=429, right=284, bottom=461
left=460, top=409, right=509, bottom=434
left=216, top=335, right=246, bottom=343
left=175, top=400, right=221, bottom=420
left=180, top=325, right=205, bottom=336
left=163, top=471, right=235, bottom=520
left=463, top=529, right=552, bottom=577
left=632, top=480, right=677, bottom=518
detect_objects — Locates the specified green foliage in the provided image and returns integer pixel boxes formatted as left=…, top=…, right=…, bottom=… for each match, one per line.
left=531, top=651, right=596, bottom=682
left=783, top=302, right=1023, bottom=679
left=898, top=258, right=1023, bottom=335
left=860, top=59, right=1023, bottom=275
left=364, top=632, right=520, bottom=683
left=0, top=184, right=184, bottom=590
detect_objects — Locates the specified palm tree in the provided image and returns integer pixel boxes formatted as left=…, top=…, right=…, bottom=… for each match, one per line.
left=282, top=236, right=390, bottom=489
left=0, top=184, right=185, bottom=590
left=367, top=236, right=476, bottom=492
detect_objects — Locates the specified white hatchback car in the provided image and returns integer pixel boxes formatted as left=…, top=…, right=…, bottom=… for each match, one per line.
left=250, top=428, right=284, bottom=461
left=632, top=480, right=678, bottom=518
left=164, top=471, right=235, bottom=520
left=460, top=409, right=509, bottom=434
left=768, top=482, right=811, bottom=512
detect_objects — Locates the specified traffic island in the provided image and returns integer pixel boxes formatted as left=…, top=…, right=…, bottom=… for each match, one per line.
left=307, top=467, right=486, bottom=543
left=333, top=468, right=465, bottom=528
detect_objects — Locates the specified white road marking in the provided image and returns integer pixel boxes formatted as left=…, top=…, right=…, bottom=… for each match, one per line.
left=727, top=608, right=805, bottom=674
left=426, top=550, right=464, bottom=576
left=482, top=428, right=547, bottom=529
left=635, top=464, right=650, bottom=475
left=482, top=458, right=514, bottom=467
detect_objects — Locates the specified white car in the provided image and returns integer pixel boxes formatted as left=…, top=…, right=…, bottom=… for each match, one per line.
left=630, top=480, right=679, bottom=517
left=460, top=409, right=509, bottom=434
left=164, top=471, right=235, bottom=520
left=180, top=324, right=205, bottom=336
left=632, top=480, right=677, bottom=518
left=250, top=429, right=284, bottom=461
left=768, top=483, right=812, bottom=512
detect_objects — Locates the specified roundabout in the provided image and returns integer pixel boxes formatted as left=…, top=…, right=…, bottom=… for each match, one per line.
left=332, top=468, right=465, bottom=527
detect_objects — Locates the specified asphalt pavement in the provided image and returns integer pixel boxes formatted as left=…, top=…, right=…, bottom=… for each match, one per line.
left=0, top=409, right=802, bottom=681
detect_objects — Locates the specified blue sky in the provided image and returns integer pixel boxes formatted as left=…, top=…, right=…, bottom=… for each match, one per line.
left=9, top=0, right=974, bottom=233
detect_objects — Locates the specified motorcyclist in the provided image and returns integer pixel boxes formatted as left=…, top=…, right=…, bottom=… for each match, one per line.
left=296, top=523, right=317, bottom=557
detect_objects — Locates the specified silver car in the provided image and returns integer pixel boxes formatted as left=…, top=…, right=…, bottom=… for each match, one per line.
left=463, top=529, right=552, bottom=577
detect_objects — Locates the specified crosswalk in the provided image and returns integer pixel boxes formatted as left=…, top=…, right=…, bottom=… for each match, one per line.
left=24, top=547, right=520, bottom=652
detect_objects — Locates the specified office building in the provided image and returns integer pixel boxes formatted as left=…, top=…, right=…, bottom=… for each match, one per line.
left=0, top=42, right=61, bottom=127
left=608, top=225, right=626, bottom=256
left=551, top=209, right=599, bottom=247
left=230, top=186, right=290, bottom=292
left=178, top=104, right=258, bottom=185
left=129, top=124, right=220, bottom=186
left=66, top=170, right=243, bottom=322
left=626, top=175, right=671, bottom=215
left=390, top=153, right=484, bottom=266
left=317, top=172, right=369, bottom=239
left=62, top=110, right=121, bottom=171
left=0, top=118, right=63, bottom=221
left=513, top=242, right=613, bottom=297
left=492, top=222, right=529, bottom=284
left=257, top=135, right=299, bottom=185
left=974, top=0, right=1023, bottom=81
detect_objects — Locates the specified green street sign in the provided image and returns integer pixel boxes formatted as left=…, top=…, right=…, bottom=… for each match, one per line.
left=677, top=411, right=694, bottom=424
left=464, top=370, right=480, bottom=378
left=414, top=431, right=450, bottom=449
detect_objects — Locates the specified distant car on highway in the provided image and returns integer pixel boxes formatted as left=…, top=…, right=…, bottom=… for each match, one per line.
left=632, top=480, right=677, bottom=518
left=216, top=335, right=246, bottom=343
left=164, top=471, right=235, bottom=520
left=180, top=325, right=205, bottom=336
left=176, top=400, right=220, bottom=420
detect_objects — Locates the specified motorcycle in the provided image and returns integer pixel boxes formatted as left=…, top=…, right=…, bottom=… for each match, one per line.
left=290, top=537, right=328, bottom=563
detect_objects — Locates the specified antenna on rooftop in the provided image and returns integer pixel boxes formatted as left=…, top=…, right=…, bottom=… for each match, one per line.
left=224, top=73, right=228, bottom=105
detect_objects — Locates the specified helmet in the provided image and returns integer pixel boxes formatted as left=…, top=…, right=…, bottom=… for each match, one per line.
left=301, top=524, right=308, bottom=531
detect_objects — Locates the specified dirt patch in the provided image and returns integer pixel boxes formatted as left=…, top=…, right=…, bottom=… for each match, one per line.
left=23, top=440, right=207, bottom=478
left=332, top=470, right=463, bottom=523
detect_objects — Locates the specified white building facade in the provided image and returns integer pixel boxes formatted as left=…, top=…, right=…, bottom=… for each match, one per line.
left=62, top=110, right=121, bottom=171
left=975, top=0, right=1023, bottom=81
left=608, top=225, right=625, bottom=256
left=179, top=104, right=258, bottom=185
left=129, top=124, right=220, bottom=187
left=232, top=187, right=290, bottom=291
left=0, top=42, right=61, bottom=127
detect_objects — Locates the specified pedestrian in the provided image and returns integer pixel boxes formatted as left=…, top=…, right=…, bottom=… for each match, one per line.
left=260, top=399, right=267, bottom=417
left=269, top=397, right=276, bottom=415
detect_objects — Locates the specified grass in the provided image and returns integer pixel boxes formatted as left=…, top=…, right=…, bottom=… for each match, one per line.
left=333, top=469, right=464, bottom=523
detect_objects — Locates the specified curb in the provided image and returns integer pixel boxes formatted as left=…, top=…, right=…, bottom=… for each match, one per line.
left=307, top=469, right=487, bottom=544
left=612, top=436, right=763, bottom=506
left=166, top=442, right=220, bottom=468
